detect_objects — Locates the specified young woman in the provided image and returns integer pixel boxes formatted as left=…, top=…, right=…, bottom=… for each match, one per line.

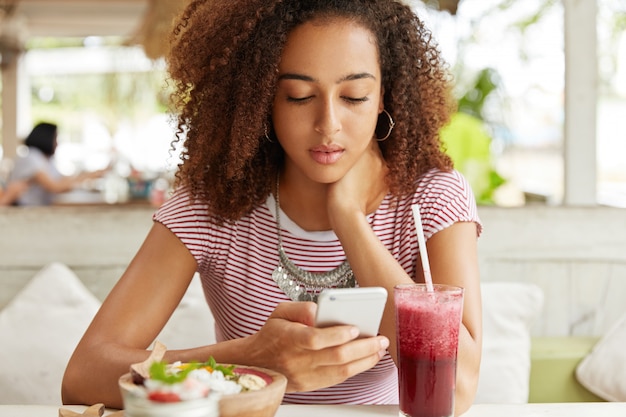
left=63, top=1, right=483, bottom=414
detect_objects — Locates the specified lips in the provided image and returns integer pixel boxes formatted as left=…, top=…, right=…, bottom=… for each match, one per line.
left=309, top=144, right=344, bottom=165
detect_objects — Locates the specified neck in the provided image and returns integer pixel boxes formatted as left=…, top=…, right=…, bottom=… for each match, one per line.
left=277, top=173, right=331, bottom=232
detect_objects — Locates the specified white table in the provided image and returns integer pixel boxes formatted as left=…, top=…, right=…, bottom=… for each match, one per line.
left=279, top=403, right=626, bottom=416
left=1, top=402, right=626, bottom=417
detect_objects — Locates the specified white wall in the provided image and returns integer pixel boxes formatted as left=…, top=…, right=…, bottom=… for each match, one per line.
left=478, top=205, right=626, bottom=337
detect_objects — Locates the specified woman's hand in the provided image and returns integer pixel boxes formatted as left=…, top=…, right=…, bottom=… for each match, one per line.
left=246, top=301, right=389, bottom=392
left=326, top=140, right=387, bottom=225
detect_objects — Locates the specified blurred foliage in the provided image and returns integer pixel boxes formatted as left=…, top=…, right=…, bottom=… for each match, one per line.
left=441, top=112, right=505, bottom=204
left=441, top=68, right=506, bottom=204
left=457, top=68, right=500, bottom=120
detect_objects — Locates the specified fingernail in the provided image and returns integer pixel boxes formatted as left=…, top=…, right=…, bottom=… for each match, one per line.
left=350, top=326, right=360, bottom=338
left=380, top=337, right=390, bottom=349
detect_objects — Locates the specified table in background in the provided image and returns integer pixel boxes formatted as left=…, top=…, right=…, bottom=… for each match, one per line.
left=1, top=402, right=625, bottom=417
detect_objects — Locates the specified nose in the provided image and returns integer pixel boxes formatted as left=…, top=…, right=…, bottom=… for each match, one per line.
left=314, top=98, right=341, bottom=136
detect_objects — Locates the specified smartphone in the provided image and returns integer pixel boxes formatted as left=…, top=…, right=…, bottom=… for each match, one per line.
left=315, top=287, right=388, bottom=338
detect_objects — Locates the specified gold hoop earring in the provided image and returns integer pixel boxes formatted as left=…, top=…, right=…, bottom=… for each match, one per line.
left=375, top=109, right=395, bottom=142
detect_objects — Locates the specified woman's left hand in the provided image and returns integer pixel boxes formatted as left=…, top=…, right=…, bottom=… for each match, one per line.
left=326, top=140, right=387, bottom=223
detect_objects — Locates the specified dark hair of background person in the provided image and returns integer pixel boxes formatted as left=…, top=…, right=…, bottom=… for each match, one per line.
left=166, top=0, right=455, bottom=221
left=24, top=122, right=58, bottom=157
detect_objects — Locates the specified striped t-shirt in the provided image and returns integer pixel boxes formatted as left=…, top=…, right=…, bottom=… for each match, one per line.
left=153, top=168, right=481, bottom=404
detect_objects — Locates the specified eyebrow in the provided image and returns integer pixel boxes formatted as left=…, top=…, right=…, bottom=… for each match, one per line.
left=278, top=72, right=377, bottom=83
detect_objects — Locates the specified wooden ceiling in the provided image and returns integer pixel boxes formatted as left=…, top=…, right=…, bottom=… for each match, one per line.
left=2, top=0, right=461, bottom=38
left=2, top=0, right=148, bottom=38
left=1, top=0, right=460, bottom=61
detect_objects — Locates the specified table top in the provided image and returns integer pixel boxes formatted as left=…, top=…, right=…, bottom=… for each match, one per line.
left=1, top=402, right=625, bottom=417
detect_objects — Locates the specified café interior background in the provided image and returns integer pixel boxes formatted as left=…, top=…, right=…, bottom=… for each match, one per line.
left=0, top=0, right=625, bottom=207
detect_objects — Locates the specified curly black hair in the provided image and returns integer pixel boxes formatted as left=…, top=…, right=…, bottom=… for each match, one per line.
left=166, top=0, right=454, bottom=221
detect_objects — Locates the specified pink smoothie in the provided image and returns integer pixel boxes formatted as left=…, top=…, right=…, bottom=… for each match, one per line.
left=395, top=284, right=463, bottom=417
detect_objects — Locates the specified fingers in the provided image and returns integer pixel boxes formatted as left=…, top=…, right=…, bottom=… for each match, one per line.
left=270, top=301, right=317, bottom=327
left=258, top=301, right=391, bottom=393
left=271, top=301, right=368, bottom=346
left=270, top=301, right=389, bottom=354
left=284, top=335, right=390, bottom=393
left=270, top=302, right=360, bottom=350
left=312, top=333, right=389, bottom=366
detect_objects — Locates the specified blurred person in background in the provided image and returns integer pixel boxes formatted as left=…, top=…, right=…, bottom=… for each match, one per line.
left=0, top=122, right=106, bottom=206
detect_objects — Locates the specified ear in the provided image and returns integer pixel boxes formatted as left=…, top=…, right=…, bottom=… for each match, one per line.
left=378, top=86, right=385, bottom=113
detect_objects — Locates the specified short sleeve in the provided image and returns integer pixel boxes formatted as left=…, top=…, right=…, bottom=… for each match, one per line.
left=10, top=151, right=48, bottom=181
left=153, top=188, right=215, bottom=268
left=414, top=169, right=483, bottom=241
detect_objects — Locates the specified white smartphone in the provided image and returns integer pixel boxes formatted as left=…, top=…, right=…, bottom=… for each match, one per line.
left=315, top=287, right=388, bottom=338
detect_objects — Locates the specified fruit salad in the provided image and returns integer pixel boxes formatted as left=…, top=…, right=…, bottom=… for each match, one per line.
left=134, top=357, right=268, bottom=403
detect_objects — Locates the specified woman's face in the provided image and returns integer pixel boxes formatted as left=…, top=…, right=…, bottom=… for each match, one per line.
left=272, top=18, right=384, bottom=185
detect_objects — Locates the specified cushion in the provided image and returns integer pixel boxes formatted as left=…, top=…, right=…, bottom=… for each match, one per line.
left=0, top=263, right=101, bottom=405
left=0, top=267, right=216, bottom=405
left=576, top=312, right=626, bottom=401
left=156, top=273, right=216, bottom=349
left=474, top=282, right=544, bottom=404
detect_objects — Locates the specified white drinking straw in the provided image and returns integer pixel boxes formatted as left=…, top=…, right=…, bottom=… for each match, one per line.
left=411, top=204, right=434, bottom=292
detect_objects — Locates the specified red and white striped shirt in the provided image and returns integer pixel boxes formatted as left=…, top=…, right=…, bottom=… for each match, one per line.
left=154, top=169, right=482, bottom=404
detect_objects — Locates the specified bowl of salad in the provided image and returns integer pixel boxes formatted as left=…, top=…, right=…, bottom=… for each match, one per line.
left=119, top=345, right=287, bottom=417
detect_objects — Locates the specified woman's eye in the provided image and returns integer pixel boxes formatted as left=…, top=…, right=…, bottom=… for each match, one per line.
left=343, top=96, right=369, bottom=104
left=287, top=96, right=313, bottom=103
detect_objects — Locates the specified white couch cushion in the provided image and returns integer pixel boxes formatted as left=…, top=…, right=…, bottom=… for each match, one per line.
left=0, top=263, right=101, bottom=405
left=474, top=281, right=544, bottom=404
left=0, top=266, right=216, bottom=405
left=576, top=312, right=626, bottom=401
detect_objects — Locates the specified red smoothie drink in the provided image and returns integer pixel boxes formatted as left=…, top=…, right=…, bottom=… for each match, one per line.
left=394, top=284, right=464, bottom=417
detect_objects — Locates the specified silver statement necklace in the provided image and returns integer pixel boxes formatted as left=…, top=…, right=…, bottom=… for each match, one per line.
left=271, top=176, right=355, bottom=302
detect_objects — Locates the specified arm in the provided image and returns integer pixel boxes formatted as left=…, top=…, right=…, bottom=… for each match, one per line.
left=32, top=169, right=104, bottom=194
left=418, top=223, right=482, bottom=416
left=61, top=221, right=200, bottom=407
left=62, top=221, right=388, bottom=408
left=332, top=210, right=481, bottom=416
left=328, top=142, right=481, bottom=416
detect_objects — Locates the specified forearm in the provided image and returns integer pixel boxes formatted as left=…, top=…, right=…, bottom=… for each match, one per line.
left=454, top=324, right=481, bottom=416
left=332, top=210, right=412, bottom=363
left=335, top=213, right=483, bottom=414
left=62, top=337, right=252, bottom=408
left=36, top=173, right=78, bottom=193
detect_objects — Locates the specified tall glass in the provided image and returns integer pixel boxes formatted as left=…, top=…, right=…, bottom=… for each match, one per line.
left=394, top=283, right=464, bottom=417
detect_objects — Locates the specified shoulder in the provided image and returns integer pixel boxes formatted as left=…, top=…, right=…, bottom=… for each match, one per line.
left=411, top=169, right=482, bottom=238
left=153, top=187, right=212, bottom=225
left=10, top=149, right=48, bottom=180
left=153, top=187, right=272, bottom=236
left=416, top=169, right=472, bottom=199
